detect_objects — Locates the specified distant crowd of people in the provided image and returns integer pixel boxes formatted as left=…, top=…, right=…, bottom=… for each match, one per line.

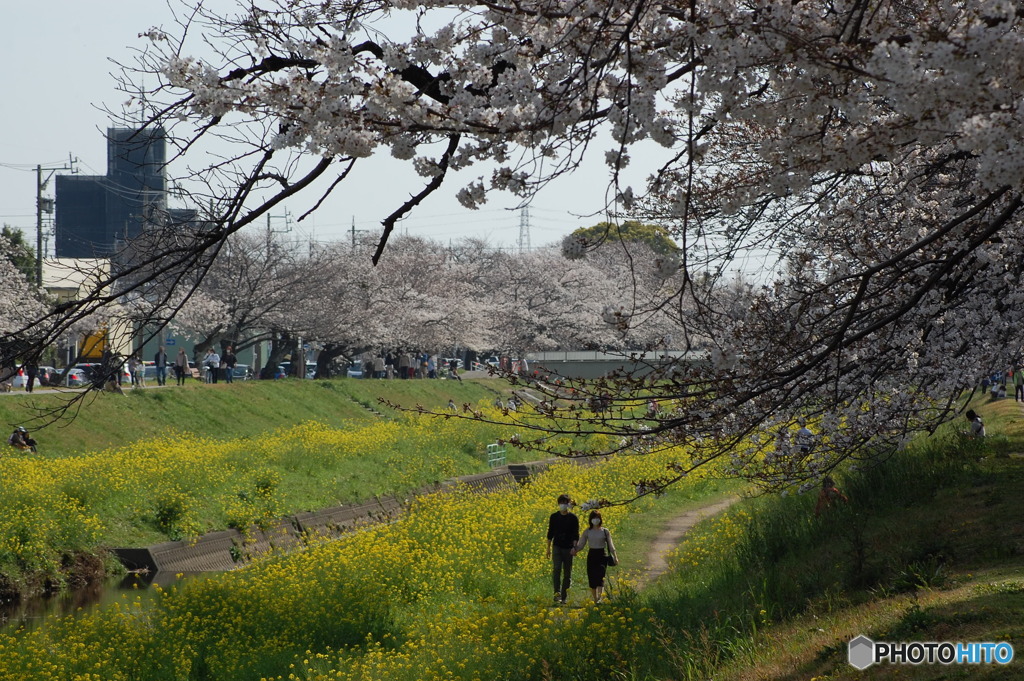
left=981, top=367, right=1024, bottom=402
left=360, top=351, right=464, bottom=381
left=96, top=345, right=239, bottom=391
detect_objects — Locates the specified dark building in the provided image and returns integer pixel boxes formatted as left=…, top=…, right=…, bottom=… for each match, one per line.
left=55, top=127, right=173, bottom=258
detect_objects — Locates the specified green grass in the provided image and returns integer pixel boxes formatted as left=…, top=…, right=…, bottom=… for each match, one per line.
left=609, top=477, right=746, bottom=575
left=639, top=399, right=1024, bottom=680
left=0, top=378, right=535, bottom=593
left=5, top=383, right=1023, bottom=681
left=0, top=377, right=500, bottom=454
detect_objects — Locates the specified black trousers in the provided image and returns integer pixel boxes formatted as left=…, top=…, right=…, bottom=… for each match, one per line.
left=551, top=546, right=574, bottom=598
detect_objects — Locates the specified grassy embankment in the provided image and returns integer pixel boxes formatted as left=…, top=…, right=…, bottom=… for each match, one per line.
left=644, top=396, right=1024, bottom=680
left=0, top=378, right=542, bottom=594
left=0, top=378, right=499, bottom=453
left=0, top=438, right=736, bottom=681
left=4, top=393, right=1015, bottom=681
left=2, top=384, right=1021, bottom=680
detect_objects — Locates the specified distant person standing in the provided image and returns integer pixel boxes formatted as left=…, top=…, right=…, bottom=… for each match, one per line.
left=133, top=355, right=146, bottom=388
left=127, top=355, right=140, bottom=387
left=546, top=494, right=580, bottom=605
left=203, top=348, right=221, bottom=384
left=1015, top=367, right=1024, bottom=402
left=223, top=346, right=237, bottom=384
left=154, top=346, right=169, bottom=386
left=174, top=348, right=190, bottom=386
left=449, top=358, right=462, bottom=382
left=795, top=419, right=814, bottom=454
left=24, top=360, right=38, bottom=394
left=814, top=476, right=849, bottom=516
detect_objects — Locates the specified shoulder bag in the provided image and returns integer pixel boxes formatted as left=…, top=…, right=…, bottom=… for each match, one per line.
left=604, top=528, right=617, bottom=566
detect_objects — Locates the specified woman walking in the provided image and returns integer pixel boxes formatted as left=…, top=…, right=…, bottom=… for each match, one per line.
left=174, top=348, right=190, bottom=386
left=573, top=510, right=617, bottom=604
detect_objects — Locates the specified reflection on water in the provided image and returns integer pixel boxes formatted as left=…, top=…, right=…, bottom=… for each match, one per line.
left=0, top=571, right=205, bottom=634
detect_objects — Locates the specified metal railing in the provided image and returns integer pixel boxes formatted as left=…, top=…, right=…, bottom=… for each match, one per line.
left=486, top=442, right=507, bottom=468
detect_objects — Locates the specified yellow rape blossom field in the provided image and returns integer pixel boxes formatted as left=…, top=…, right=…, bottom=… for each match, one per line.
left=5, top=383, right=996, bottom=681
left=0, top=401, right=559, bottom=593
left=0, top=440, right=728, bottom=681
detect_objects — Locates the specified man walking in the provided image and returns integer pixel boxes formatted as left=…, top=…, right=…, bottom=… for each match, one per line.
left=223, top=346, right=237, bottom=384
left=154, top=346, right=169, bottom=386
left=546, top=494, right=580, bottom=605
left=24, top=360, right=38, bottom=394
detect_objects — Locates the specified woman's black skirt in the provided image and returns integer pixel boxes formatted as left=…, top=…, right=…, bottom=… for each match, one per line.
left=586, top=548, right=607, bottom=588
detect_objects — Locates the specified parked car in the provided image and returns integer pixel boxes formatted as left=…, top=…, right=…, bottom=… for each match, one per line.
left=231, top=364, right=253, bottom=380
left=279, top=361, right=317, bottom=378
left=11, top=371, right=38, bottom=390
left=346, top=363, right=363, bottom=378
left=74, top=362, right=132, bottom=385
left=65, top=368, right=88, bottom=388
left=36, top=366, right=59, bottom=386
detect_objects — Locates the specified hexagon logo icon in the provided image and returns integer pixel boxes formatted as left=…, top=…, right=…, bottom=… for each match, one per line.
left=849, top=635, right=875, bottom=670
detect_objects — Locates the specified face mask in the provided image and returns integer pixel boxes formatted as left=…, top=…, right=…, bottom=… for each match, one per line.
left=558, top=504, right=569, bottom=512
left=591, top=518, right=601, bottom=526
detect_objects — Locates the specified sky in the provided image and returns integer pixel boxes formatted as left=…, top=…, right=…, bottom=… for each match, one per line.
left=0, top=1, right=645, bottom=258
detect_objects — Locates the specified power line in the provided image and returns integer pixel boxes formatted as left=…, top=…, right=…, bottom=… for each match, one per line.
left=0, top=160, right=70, bottom=171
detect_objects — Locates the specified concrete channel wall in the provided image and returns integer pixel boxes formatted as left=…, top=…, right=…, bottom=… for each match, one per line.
left=111, top=461, right=552, bottom=574
left=524, top=350, right=705, bottom=380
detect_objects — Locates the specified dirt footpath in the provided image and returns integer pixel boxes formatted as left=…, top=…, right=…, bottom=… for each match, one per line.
left=637, top=496, right=740, bottom=588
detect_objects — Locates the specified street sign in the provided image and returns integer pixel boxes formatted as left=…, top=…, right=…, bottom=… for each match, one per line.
left=165, top=338, right=177, bottom=346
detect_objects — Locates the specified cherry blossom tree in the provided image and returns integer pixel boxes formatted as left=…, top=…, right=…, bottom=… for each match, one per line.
left=169, top=232, right=313, bottom=359
left=477, top=247, right=604, bottom=354
left=286, top=239, right=388, bottom=376
left=3, top=0, right=1021, bottom=493
left=474, top=244, right=679, bottom=354
left=0, top=236, right=46, bottom=358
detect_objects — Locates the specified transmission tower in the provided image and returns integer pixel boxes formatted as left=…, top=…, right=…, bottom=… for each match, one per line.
left=518, top=206, right=531, bottom=253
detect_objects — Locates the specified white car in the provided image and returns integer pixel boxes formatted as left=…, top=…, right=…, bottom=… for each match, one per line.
left=11, top=372, right=39, bottom=389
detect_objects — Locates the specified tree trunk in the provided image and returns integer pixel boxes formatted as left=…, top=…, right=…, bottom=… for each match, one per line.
left=260, top=331, right=292, bottom=379
left=315, top=343, right=368, bottom=378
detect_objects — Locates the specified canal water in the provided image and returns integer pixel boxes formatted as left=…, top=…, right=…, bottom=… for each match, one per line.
left=0, top=571, right=204, bottom=634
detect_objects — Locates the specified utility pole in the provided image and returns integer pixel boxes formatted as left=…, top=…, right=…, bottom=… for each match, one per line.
left=265, top=209, right=292, bottom=251
left=36, top=157, right=76, bottom=286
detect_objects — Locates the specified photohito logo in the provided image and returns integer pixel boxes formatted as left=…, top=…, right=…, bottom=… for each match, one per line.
left=848, top=635, right=1014, bottom=669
